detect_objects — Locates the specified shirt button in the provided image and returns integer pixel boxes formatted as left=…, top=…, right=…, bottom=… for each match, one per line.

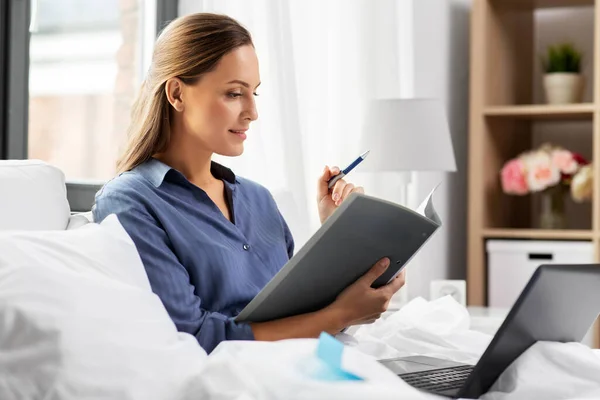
left=243, top=244, right=250, bottom=251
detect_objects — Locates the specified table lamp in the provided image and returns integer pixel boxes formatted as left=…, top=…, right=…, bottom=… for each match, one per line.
left=358, top=98, right=457, bottom=207
left=358, top=98, right=457, bottom=310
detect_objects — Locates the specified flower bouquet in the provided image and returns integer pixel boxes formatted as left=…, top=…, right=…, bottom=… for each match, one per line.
left=500, top=143, right=592, bottom=229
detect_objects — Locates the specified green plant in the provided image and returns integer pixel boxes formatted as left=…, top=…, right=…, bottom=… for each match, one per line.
left=541, top=43, right=582, bottom=74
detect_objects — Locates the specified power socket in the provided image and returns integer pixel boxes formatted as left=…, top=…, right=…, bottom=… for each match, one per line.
left=430, top=280, right=466, bottom=306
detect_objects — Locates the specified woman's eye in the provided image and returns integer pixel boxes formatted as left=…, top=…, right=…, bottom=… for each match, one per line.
left=227, top=92, right=259, bottom=98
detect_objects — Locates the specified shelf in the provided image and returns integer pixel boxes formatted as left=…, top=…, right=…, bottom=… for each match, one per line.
left=484, top=104, right=596, bottom=120
left=493, top=0, right=595, bottom=10
left=482, top=228, right=594, bottom=240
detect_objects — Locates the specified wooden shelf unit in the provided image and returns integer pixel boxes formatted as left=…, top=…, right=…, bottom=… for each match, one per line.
left=467, top=0, right=600, bottom=345
left=482, top=228, right=595, bottom=240
left=484, top=104, right=596, bottom=119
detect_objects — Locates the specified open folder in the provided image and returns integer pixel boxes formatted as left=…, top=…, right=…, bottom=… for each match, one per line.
left=235, top=184, right=442, bottom=323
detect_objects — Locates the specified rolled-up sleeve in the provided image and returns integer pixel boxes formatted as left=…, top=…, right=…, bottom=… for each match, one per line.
left=93, top=193, right=255, bottom=353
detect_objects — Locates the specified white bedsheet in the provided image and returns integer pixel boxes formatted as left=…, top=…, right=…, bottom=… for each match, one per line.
left=483, top=342, right=600, bottom=400
left=197, top=339, right=442, bottom=400
left=2, top=212, right=599, bottom=399
left=350, top=296, right=600, bottom=400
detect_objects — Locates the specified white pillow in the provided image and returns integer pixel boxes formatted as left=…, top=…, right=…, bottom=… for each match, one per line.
left=0, top=215, right=208, bottom=400
left=0, top=160, right=71, bottom=231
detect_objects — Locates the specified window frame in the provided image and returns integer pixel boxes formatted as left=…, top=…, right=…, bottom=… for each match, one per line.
left=1, top=0, right=179, bottom=212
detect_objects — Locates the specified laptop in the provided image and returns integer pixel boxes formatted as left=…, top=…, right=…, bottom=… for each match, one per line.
left=379, top=264, right=600, bottom=399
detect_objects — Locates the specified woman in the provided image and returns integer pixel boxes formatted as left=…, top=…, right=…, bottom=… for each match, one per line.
left=93, top=13, right=405, bottom=353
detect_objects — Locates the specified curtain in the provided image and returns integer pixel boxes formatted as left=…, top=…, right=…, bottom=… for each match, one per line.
left=178, top=0, right=413, bottom=250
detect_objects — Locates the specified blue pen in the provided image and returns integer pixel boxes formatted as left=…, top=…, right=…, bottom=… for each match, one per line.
left=327, top=150, right=370, bottom=190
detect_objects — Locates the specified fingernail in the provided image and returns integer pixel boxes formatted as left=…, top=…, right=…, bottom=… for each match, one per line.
left=380, top=258, right=390, bottom=267
left=332, top=193, right=340, bottom=202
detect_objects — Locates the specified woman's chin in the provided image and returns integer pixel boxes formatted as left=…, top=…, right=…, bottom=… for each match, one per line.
left=218, top=146, right=244, bottom=158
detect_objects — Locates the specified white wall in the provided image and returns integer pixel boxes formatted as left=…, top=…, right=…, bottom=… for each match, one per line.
left=406, top=0, right=471, bottom=300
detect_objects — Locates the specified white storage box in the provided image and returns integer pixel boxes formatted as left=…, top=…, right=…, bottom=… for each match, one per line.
left=487, top=239, right=594, bottom=308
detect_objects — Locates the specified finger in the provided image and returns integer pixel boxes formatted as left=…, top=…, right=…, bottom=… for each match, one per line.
left=383, top=269, right=406, bottom=295
left=383, top=299, right=391, bottom=310
left=358, top=313, right=383, bottom=324
left=340, top=183, right=355, bottom=203
left=317, top=165, right=335, bottom=201
left=317, top=165, right=341, bottom=201
left=353, top=186, right=365, bottom=195
left=331, top=178, right=346, bottom=204
left=360, top=257, right=390, bottom=285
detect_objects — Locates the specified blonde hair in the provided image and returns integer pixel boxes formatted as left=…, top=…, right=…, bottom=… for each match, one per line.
left=116, top=13, right=253, bottom=174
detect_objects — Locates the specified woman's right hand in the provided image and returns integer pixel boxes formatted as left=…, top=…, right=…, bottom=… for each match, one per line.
left=250, top=257, right=405, bottom=342
left=327, top=257, right=406, bottom=327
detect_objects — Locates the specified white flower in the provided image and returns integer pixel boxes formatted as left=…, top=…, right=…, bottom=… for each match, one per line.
left=524, top=151, right=561, bottom=192
left=571, top=164, right=593, bottom=202
left=551, top=149, right=578, bottom=175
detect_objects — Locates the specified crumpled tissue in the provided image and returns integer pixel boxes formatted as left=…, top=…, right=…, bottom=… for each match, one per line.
left=352, top=296, right=492, bottom=364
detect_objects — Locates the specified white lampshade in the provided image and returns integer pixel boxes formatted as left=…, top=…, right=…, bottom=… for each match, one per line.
left=359, top=98, right=457, bottom=172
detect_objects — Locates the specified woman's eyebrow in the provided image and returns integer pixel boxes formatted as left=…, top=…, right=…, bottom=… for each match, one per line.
left=226, top=79, right=261, bottom=89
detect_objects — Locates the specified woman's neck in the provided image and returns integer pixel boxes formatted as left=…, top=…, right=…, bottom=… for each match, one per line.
left=155, top=127, right=218, bottom=188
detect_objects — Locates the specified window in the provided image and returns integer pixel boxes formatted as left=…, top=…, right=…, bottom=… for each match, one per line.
left=1, top=0, right=177, bottom=211
left=29, top=0, right=148, bottom=181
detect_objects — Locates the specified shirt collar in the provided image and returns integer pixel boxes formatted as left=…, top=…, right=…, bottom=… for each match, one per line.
left=136, top=158, right=237, bottom=187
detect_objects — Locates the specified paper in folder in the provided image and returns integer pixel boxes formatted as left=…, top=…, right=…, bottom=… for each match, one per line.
left=235, top=184, right=442, bottom=323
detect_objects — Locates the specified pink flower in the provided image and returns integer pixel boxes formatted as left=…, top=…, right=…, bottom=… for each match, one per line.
left=501, top=158, right=528, bottom=195
left=551, top=149, right=578, bottom=175
left=525, top=151, right=561, bottom=192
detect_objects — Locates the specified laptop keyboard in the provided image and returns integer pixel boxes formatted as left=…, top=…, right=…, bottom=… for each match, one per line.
left=399, top=365, right=474, bottom=393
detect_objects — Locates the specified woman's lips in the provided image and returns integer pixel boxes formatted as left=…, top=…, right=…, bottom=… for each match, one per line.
left=229, top=129, right=247, bottom=140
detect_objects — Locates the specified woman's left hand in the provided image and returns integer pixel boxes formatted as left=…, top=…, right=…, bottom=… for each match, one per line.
left=317, top=165, right=365, bottom=224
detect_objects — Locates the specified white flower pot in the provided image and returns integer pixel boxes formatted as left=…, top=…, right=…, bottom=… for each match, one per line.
left=543, top=73, right=584, bottom=104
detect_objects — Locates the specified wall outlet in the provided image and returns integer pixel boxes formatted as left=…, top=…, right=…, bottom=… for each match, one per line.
left=430, top=280, right=466, bottom=306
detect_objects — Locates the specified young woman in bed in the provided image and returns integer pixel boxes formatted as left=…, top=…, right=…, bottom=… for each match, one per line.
left=92, top=13, right=405, bottom=353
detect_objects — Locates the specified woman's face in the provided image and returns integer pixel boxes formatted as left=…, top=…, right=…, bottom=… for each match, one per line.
left=175, top=45, right=260, bottom=157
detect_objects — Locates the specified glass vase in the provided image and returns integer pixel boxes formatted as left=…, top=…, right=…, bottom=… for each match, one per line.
left=539, top=186, right=567, bottom=230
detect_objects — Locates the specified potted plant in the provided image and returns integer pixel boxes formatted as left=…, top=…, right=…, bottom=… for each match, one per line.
left=541, top=43, right=584, bottom=104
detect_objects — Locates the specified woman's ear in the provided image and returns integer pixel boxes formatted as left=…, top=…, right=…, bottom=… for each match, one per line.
left=165, top=78, right=185, bottom=112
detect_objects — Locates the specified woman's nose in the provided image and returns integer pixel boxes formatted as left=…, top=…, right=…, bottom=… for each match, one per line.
left=244, top=98, right=258, bottom=121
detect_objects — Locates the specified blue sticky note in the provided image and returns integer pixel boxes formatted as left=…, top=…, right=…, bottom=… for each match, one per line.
left=317, top=332, right=344, bottom=367
left=313, top=332, right=364, bottom=381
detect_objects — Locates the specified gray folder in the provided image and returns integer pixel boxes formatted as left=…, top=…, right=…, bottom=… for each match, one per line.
left=235, top=187, right=441, bottom=323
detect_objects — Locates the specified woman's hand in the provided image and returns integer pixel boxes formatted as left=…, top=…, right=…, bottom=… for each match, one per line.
left=326, top=257, right=406, bottom=327
left=317, top=165, right=364, bottom=224
left=250, top=258, right=405, bottom=341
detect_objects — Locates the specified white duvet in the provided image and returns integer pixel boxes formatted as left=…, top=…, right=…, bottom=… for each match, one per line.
left=0, top=216, right=599, bottom=399
left=352, top=296, right=600, bottom=400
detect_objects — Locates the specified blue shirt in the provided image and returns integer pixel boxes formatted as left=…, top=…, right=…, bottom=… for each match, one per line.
left=92, top=158, right=294, bottom=353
